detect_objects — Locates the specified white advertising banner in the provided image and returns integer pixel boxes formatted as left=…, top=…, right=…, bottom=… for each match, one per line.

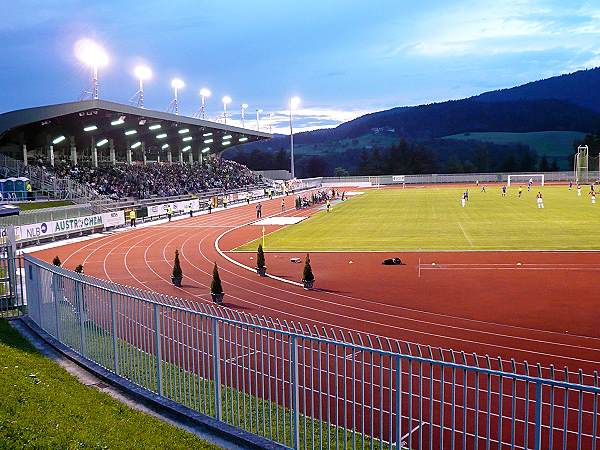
left=146, top=199, right=200, bottom=218
left=392, top=175, right=405, bottom=182
left=15, top=212, right=118, bottom=242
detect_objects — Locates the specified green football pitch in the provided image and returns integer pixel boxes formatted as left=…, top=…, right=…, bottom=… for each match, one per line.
left=237, top=186, right=600, bottom=251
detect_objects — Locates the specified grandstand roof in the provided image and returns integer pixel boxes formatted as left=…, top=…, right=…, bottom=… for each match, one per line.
left=0, top=99, right=270, bottom=156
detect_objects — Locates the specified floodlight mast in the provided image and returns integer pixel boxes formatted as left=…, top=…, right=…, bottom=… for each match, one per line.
left=289, top=96, right=301, bottom=179
left=256, top=109, right=263, bottom=131
left=222, top=96, right=232, bottom=124
left=132, top=65, right=152, bottom=108
left=199, top=88, right=211, bottom=119
left=169, top=78, right=184, bottom=115
left=241, top=103, right=248, bottom=128
left=75, top=39, right=108, bottom=100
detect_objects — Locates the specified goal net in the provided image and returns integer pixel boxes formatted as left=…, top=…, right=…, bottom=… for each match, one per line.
left=507, top=174, right=545, bottom=187
left=574, top=145, right=589, bottom=183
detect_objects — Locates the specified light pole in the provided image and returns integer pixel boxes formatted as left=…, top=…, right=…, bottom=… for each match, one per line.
left=199, top=88, right=211, bottom=119
left=256, top=109, right=263, bottom=131
left=241, top=103, right=248, bottom=128
left=74, top=39, right=109, bottom=100
left=170, top=78, right=184, bottom=115
left=222, top=96, right=232, bottom=124
left=289, top=96, right=301, bottom=179
left=269, top=112, right=273, bottom=134
left=133, top=65, right=152, bottom=108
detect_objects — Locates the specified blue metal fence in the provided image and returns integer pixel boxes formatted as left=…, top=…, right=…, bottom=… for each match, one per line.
left=22, top=254, right=600, bottom=449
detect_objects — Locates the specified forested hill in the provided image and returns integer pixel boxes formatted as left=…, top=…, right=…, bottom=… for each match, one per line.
left=473, top=68, right=600, bottom=112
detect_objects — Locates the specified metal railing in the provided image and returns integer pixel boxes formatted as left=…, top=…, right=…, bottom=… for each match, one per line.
left=22, top=254, right=600, bottom=449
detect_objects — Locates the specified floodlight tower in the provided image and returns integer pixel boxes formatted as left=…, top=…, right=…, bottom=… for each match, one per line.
left=199, top=88, right=211, bottom=119
left=222, top=96, right=232, bottom=124
left=74, top=39, right=109, bottom=100
left=256, top=109, right=263, bottom=131
left=241, top=103, right=248, bottom=128
left=132, top=65, right=152, bottom=108
left=169, top=78, right=184, bottom=115
left=289, top=96, right=301, bottom=179
left=268, top=112, right=273, bottom=134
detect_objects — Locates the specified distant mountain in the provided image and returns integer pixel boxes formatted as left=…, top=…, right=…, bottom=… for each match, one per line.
left=227, top=68, right=600, bottom=176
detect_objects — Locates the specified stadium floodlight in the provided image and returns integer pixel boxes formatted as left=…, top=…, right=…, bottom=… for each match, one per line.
left=256, top=109, right=263, bottom=131
left=131, top=141, right=142, bottom=149
left=96, top=138, right=109, bottom=147
left=268, top=112, right=273, bottom=134
left=203, top=132, right=213, bottom=137
left=52, top=135, right=66, bottom=145
left=222, top=96, right=232, bottom=124
left=202, top=147, right=210, bottom=153
left=132, top=65, right=152, bottom=108
left=83, top=125, right=98, bottom=132
left=162, top=143, right=169, bottom=149
left=204, top=138, right=213, bottom=144
left=222, top=134, right=232, bottom=140
left=182, top=136, right=192, bottom=142
left=199, top=88, right=211, bottom=119
left=111, top=118, right=125, bottom=126
left=239, top=137, right=248, bottom=142
left=222, top=140, right=231, bottom=146
left=178, top=128, right=190, bottom=134
left=289, top=96, right=301, bottom=179
left=241, top=103, right=248, bottom=128
left=124, top=129, right=137, bottom=136
left=169, top=78, right=185, bottom=115
left=75, top=38, right=109, bottom=99
left=182, top=145, right=191, bottom=152
left=156, top=133, right=167, bottom=139
left=148, top=124, right=161, bottom=130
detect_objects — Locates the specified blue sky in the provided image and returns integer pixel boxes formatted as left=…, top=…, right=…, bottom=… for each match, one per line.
left=1, top=0, right=600, bottom=133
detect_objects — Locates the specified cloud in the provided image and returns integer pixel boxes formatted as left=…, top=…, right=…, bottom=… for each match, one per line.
left=208, top=107, right=372, bottom=135
left=386, top=1, right=600, bottom=58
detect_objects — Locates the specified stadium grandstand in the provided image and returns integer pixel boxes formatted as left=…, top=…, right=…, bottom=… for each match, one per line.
left=0, top=99, right=272, bottom=204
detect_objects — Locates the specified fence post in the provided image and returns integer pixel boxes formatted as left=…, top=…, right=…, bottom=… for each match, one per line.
left=395, top=355, right=402, bottom=449
left=291, top=335, right=300, bottom=449
left=153, top=303, right=163, bottom=396
left=110, top=292, right=118, bottom=374
left=212, top=318, right=222, bottom=421
left=533, top=382, right=543, bottom=450
left=52, top=273, right=60, bottom=340
left=76, top=280, right=86, bottom=355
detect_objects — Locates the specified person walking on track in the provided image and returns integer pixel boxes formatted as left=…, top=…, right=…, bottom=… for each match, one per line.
left=256, top=202, right=262, bottom=219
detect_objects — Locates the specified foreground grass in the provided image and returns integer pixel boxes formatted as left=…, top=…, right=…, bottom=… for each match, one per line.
left=237, top=185, right=600, bottom=251
left=16, top=200, right=74, bottom=211
left=0, top=319, right=218, bottom=450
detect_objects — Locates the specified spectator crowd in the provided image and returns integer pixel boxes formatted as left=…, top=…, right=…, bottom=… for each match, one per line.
left=43, top=159, right=262, bottom=200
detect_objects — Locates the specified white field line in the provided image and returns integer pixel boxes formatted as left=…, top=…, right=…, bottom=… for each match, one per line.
left=457, top=222, right=473, bottom=247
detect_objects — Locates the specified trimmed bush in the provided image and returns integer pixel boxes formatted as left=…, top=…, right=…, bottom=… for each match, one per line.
left=52, top=256, right=61, bottom=267
left=257, top=244, right=266, bottom=269
left=211, top=263, right=223, bottom=294
left=172, top=250, right=183, bottom=279
left=302, top=253, right=314, bottom=282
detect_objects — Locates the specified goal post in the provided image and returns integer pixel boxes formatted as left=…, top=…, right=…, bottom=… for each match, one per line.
left=574, top=145, right=589, bottom=183
left=506, top=174, right=545, bottom=187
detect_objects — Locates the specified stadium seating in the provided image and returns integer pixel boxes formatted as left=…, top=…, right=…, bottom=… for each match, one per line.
left=31, top=159, right=262, bottom=200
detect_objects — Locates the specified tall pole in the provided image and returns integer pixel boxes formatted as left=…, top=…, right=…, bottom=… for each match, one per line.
left=269, top=113, right=273, bottom=134
left=138, top=78, right=144, bottom=108
left=289, top=100, right=295, bottom=179
left=201, top=95, right=206, bottom=119
left=92, top=65, right=99, bottom=100
left=241, top=106, right=245, bottom=128
left=174, top=87, right=179, bottom=115
left=256, top=109, right=261, bottom=131
left=223, top=102, right=228, bottom=124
